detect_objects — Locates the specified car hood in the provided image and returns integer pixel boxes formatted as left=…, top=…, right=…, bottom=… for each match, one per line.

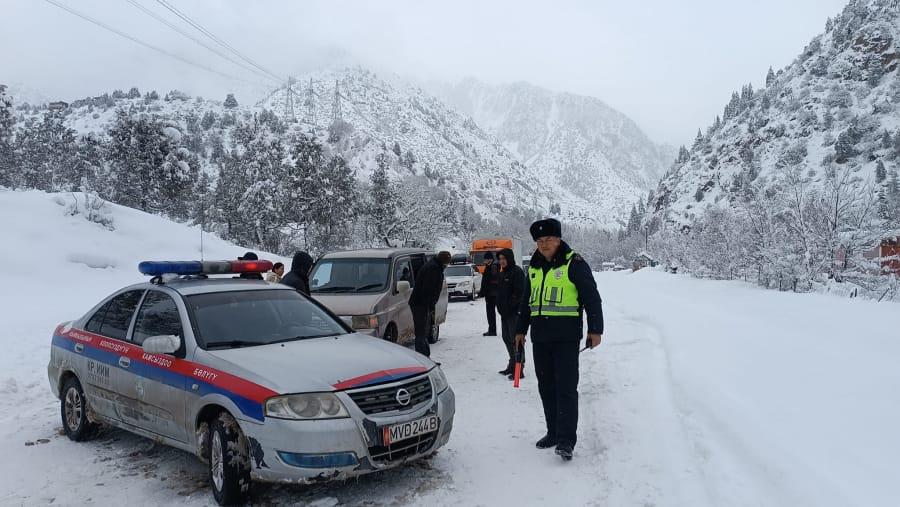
left=311, top=292, right=385, bottom=316
left=202, top=333, right=432, bottom=394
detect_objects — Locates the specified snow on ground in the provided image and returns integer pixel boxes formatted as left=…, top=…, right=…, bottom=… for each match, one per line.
left=1, top=189, right=899, bottom=505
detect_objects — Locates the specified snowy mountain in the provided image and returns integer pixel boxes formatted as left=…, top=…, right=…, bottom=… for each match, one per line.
left=8, top=68, right=639, bottom=229
left=651, top=0, right=900, bottom=226
left=435, top=78, right=675, bottom=223
left=262, top=68, right=623, bottom=228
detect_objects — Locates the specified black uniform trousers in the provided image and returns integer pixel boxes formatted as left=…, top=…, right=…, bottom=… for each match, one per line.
left=484, top=295, right=498, bottom=333
left=500, top=313, right=524, bottom=371
left=411, top=305, right=433, bottom=357
left=532, top=339, right=580, bottom=447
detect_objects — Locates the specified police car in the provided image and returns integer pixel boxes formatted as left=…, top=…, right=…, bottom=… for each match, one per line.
left=47, top=260, right=455, bottom=505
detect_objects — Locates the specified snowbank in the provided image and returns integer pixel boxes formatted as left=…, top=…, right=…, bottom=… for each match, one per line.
left=598, top=269, right=900, bottom=506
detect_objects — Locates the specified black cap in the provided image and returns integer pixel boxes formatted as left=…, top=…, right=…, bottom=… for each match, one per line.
left=238, top=251, right=258, bottom=261
left=530, top=218, right=562, bottom=241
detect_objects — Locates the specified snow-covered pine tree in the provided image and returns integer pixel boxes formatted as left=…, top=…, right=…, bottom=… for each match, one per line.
left=309, top=154, right=358, bottom=253
left=15, top=111, right=79, bottom=191
left=367, top=152, right=400, bottom=246
left=127, top=87, right=141, bottom=99
left=224, top=93, right=238, bottom=109
left=876, top=160, right=887, bottom=182
left=105, top=110, right=190, bottom=215
left=0, top=84, right=15, bottom=188
left=766, top=66, right=776, bottom=87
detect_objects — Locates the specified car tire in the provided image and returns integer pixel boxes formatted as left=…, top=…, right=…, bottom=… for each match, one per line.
left=428, top=323, right=440, bottom=344
left=61, top=376, right=98, bottom=442
left=468, top=292, right=475, bottom=301
left=209, top=412, right=251, bottom=506
left=383, top=323, right=398, bottom=343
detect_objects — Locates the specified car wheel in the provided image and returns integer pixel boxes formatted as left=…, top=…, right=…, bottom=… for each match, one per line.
left=209, top=412, right=251, bottom=506
left=428, top=323, right=440, bottom=344
left=468, top=292, right=475, bottom=301
left=61, top=376, right=98, bottom=442
left=383, top=323, right=398, bottom=343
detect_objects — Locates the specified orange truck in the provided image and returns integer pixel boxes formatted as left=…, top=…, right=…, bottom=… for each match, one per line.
left=470, top=237, right=525, bottom=273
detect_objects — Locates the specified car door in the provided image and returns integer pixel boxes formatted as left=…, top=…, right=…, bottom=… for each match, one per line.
left=123, top=289, right=189, bottom=443
left=78, top=290, right=143, bottom=422
left=86, top=290, right=144, bottom=423
left=393, top=256, right=416, bottom=342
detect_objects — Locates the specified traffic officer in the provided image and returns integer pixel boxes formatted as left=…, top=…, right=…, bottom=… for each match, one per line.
left=515, top=218, right=603, bottom=461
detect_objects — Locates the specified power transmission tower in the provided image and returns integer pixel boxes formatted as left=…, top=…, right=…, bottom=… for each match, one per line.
left=304, top=78, right=319, bottom=126
left=332, top=79, right=343, bottom=122
left=284, top=76, right=295, bottom=122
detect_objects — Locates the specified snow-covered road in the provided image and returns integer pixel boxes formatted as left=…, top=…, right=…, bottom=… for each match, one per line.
left=3, top=192, right=900, bottom=506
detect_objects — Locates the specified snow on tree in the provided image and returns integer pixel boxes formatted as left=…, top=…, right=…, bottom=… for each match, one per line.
left=766, top=66, right=776, bottom=87
left=876, top=160, right=887, bottom=182
left=127, top=87, right=141, bottom=99
left=224, top=93, right=238, bottom=109
left=366, top=152, right=401, bottom=246
left=0, top=84, right=15, bottom=188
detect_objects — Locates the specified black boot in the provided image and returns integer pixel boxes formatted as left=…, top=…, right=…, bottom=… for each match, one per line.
left=483, top=331, right=497, bottom=337
left=498, top=367, right=512, bottom=375
left=555, top=444, right=574, bottom=461
left=535, top=434, right=557, bottom=449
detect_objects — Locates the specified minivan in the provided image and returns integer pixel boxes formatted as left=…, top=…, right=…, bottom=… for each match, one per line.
left=309, top=249, right=449, bottom=344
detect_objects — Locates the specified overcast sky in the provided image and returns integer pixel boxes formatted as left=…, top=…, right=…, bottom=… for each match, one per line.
left=1, top=0, right=849, bottom=145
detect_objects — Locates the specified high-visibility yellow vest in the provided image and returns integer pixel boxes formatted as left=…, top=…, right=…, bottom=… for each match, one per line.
left=528, top=251, right=580, bottom=317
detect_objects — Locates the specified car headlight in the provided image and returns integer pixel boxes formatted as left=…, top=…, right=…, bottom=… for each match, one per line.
left=458, top=280, right=471, bottom=287
left=429, top=366, right=449, bottom=394
left=351, top=315, right=379, bottom=330
left=265, top=393, right=350, bottom=420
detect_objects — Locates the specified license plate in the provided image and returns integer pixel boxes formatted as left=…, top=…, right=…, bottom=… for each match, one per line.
left=382, top=415, right=439, bottom=445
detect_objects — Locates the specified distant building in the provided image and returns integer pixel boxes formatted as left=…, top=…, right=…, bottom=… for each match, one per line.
left=632, top=251, right=657, bottom=271
left=48, top=101, right=68, bottom=111
left=877, top=235, right=900, bottom=276
left=601, top=262, right=616, bottom=271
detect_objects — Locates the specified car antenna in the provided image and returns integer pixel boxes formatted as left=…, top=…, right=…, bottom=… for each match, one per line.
left=199, top=194, right=205, bottom=262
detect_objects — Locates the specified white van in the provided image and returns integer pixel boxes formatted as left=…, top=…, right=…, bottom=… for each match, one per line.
left=309, top=249, right=449, bottom=344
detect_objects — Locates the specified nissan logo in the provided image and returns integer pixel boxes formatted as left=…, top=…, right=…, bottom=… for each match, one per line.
left=395, top=388, right=412, bottom=406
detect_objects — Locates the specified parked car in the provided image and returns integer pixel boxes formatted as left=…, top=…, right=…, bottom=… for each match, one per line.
left=310, top=249, right=449, bottom=345
left=449, top=253, right=470, bottom=265
left=48, top=260, right=455, bottom=505
left=444, top=264, right=482, bottom=301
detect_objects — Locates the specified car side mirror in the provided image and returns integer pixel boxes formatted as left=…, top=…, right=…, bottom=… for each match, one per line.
left=143, top=335, right=180, bottom=355
left=396, top=280, right=411, bottom=293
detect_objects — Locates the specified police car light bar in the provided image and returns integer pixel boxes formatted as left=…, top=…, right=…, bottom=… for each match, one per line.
left=138, top=260, right=274, bottom=276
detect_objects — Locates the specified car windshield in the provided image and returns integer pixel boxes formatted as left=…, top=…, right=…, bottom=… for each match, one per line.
left=470, top=251, right=497, bottom=265
left=445, top=266, right=472, bottom=277
left=185, top=290, right=348, bottom=349
left=310, top=258, right=391, bottom=293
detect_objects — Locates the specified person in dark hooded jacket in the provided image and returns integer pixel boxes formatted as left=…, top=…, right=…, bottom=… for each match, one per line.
left=496, top=248, right=526, bottom=378
left=281, top=251, right=315, bottom=295
left=237, top=252, right=264, bottom=280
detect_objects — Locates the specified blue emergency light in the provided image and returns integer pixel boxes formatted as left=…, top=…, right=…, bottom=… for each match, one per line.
left=138, top=260, right=273, bottom=276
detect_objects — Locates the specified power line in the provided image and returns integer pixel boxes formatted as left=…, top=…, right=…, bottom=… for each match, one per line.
left=42, top=0, right=264, bottom=86
left=124, top=0, right=279, bottom=85
left=154, top=0, right=283, bottom=82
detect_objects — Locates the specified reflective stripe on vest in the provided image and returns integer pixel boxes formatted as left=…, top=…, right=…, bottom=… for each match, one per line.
left=528, top=251, right=580, bottom=317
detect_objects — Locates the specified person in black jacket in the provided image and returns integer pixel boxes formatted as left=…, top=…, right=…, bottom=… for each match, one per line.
left=281, top=251, right=314, bottom=295
left=515, top=218, right=603, bottom=461
left=479, top=252, right=500, bottom=336
left=496, top=248, right=526, bottom=379
left=237, top=252, right=264, bottom=280
left=409, top=251, right=451, bottom=357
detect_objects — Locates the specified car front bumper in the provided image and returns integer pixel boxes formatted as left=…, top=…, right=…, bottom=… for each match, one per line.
left=241, top=386, right=455, bottom=484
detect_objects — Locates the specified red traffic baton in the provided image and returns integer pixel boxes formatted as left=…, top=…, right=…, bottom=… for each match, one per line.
left=513, top=345, right=524, bottom=388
